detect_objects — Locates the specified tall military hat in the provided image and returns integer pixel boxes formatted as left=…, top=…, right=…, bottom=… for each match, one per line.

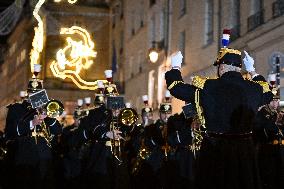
left=27, top=79, right=43, bottom=93
left=268, top=73, right=280, bottom=100
left=159, top=103, right=172, bottom=113
left=141, top=95, right=153, bottom=114
left=103, top=70, right=119, bottom=96
left=94, top=94, right=105, bottom=105
left=214, top=29, right=242, bottom=68
left=27, top=64, right=43, bottom=93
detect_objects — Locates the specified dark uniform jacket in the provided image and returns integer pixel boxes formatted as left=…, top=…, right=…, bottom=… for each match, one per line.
left=165, top=70, right=273, bottom=133
left=165, top=69, right=273, bottom=189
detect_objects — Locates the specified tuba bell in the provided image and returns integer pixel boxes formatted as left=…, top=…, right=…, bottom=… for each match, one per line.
left=45, top=99, right=64, bottom=118
left=118, top=108, right=139, bottom=126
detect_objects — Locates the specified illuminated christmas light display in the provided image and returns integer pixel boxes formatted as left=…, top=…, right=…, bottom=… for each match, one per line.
left=54, top=0, right=78, bottom=4
left=29, top=0, right=45, bottom=73
left=50, top=26, right=105, bottom=90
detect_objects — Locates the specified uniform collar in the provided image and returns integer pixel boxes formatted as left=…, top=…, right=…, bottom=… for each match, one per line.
left=221, top=71, right=242, bottom=79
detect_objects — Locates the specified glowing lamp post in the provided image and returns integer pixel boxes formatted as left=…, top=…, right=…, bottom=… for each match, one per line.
left=148, top=49, right=159, bottom=63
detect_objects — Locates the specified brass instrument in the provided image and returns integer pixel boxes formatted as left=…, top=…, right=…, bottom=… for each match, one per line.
left=32, top=99, right=64, bottom=147
left=110, top=108, right=138, bottom=164
left=118, top=108, right=139, bottom=126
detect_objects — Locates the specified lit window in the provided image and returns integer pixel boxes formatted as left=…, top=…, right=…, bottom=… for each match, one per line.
left=20, top=49, right=26, bottom=62
left=148, top=70, right=155, bottom=107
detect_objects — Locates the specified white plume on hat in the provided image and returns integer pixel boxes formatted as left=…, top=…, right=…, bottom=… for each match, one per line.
left=19, top=91, right=26, bottom=97
left=142, top=95, right=148, bottom=102
left=84, top=97, right=91, bottom=104
left=104, top=70, right=112, bottom=78
left=34, top=64, right=41, bottom=72
left=77, top=99, right=83, bottom=106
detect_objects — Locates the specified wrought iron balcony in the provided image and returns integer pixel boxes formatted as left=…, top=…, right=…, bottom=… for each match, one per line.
left=247, top=10, right=264, bottom=32
left=273, top=0, right=284, bottom=18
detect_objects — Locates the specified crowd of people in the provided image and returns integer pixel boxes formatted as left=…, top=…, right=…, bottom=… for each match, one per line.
left=0, top=30, right=284, bottom=189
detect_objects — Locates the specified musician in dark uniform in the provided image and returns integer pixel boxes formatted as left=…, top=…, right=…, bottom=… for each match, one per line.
left=255, top=89, right=284, bottom=188
left=166, top=112, right=195, bottom=188
left=4, top=79, right=62, bottom=189
left=165, top=33, right=273, bottom=188
left=131, top=103, right=162, bottom=189
left=60, top=104, right=91, bottom=189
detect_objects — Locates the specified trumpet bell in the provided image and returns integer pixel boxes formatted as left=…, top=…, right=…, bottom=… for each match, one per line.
left=45, top=99, right=64, bottom=118
left=118, top=108, right=138, bottom=126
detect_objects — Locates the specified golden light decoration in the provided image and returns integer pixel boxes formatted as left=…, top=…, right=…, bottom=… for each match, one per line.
left=30, top=0, right=78, bottom=73
left=29, top=0, right=45, bottom=73
left=50, top=26, right=105, bottom=90
left=54, top=0, right=78, bottom=4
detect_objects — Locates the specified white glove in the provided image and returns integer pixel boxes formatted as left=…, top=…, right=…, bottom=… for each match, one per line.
left=171, top=51, right=183, bottom=69
left=243, top=51, right=255, bottom=72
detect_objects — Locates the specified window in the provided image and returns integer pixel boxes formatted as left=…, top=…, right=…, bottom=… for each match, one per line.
left=16, top=56, right=20, bottom=67
left=119, top=31, right=124, bottom=54
left=112, top=8, right=116, bottom=28
left=120, top=0, right=124, bottom=19
left=139, top=0, right=144, bottom=27
left=179, top=0, right=186, bottom=17
left=204, top=0, right=214, bottom=45
left=248, top=0, right=264, bottom=31
left=230, top=0, right=240, bottom=41
left=159, top=9, right=165, bottom=41
left=250, top=0, right=263, bottom=16
left=149, top=15, right=156, bottom=47
left=131, top=10, right=135, bottom=35
left=20, top=49, right=26, bottom=62
left=9, top=43, right=16, bottom=56
left=150, top=0, right=156, bottom=7
left=129, top=57, right=134, bottom=79
left=179, top=31, right=186, bottom=64
left=148, top=70, right=155, bottom=107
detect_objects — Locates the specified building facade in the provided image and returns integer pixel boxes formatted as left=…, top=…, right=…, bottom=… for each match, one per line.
left=110, top=0, right=284, bottom=114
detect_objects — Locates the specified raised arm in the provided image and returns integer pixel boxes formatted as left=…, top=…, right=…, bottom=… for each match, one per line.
left=165, top=51, right=196, bottom=103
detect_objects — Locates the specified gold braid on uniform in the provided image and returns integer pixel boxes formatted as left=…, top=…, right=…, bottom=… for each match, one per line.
left=192, top=76, right=209, bottom=89
left=252, top=81, right=270, bottom=93
left=168, top=81, right=184, bottom=90
left=190, top=89, right=206, bottom=154
left=216, top=48, right=241, bottom=63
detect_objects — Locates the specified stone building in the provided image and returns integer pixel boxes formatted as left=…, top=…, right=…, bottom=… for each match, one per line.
left=110, top=0, right=284, bottom=114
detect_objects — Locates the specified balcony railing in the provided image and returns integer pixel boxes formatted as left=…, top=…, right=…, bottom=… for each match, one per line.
left=230, top=25, right=240, bottom=42
left=247, top=9, right=264, bottom=32
left=273, top=0, right=284, bottom=18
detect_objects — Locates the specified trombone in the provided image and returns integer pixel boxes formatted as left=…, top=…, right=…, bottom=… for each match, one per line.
left=32, top=99, right=64, bottom=147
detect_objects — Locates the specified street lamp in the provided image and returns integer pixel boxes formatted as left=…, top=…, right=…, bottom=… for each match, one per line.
left=148, top=48, right=159, bottom=63
left=148, top=40, right=164, bottom=63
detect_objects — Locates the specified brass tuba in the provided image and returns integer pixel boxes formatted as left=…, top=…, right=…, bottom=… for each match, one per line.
left=118, top=108, right=139, bottom=126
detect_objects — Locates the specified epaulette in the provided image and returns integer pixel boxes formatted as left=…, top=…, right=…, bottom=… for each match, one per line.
left=192, top=76, right=210, bottom=89
left=252, top=81, right=270, bottom=93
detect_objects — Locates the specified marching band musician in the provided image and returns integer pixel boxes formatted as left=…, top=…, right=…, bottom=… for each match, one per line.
left=166, top=112, right=195, bottom=188
left=255, top=87, right=284, bottom=188
left=131, top=96, right=160, bottom=189
left=165, top=30, right=273, bottom=189
left=4, top=64, right=62, bottom=189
